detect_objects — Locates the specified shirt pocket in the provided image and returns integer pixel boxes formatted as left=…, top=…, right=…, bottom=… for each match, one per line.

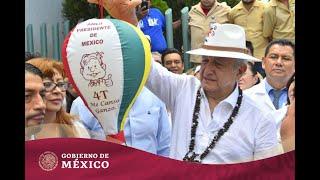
left=130, top=107, right=160, bottom=140
left=214, top=130, right=254, bottom=162
left=233, top=13, right=247, bottom=27
left=275, top=9, right=290, bottom=26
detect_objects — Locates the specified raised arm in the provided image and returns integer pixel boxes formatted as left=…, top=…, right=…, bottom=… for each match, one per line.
left=146, top=60, right=197, bottom=113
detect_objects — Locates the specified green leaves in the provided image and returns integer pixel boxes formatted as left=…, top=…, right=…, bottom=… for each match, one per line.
left=151, top=0, right=169, bottom=13
left=62, top=0, right=109, bottom=28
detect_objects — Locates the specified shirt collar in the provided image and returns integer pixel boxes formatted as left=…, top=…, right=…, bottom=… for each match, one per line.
left=236, top=1, right=260, bottom=10
left=265, top=79, right=274, bottom=94
left=194, top=1, right=218, bottom=15
left=270, top=0, right=290, bottom=11
left=269, top=0, right=278, bottom=7
left=200, top=84, right=239, bottom=109
left=265, top=79, right=288, bottom=94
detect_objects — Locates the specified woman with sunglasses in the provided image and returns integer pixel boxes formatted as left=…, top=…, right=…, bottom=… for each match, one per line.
left=27, top=58, right=90, bottom=139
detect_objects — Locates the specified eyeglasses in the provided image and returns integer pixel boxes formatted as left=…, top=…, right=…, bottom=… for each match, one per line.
left=43, top=81, right=69, bottom=92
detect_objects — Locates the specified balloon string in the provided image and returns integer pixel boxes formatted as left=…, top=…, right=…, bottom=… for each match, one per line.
left=99, top=0, right=104, bottom=19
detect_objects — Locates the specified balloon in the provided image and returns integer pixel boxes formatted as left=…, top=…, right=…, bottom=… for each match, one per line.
left=62, top=18, right=151, bottom=135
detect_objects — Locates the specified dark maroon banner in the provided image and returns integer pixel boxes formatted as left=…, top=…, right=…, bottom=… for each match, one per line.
left=25, top=138, right=294, bottom=180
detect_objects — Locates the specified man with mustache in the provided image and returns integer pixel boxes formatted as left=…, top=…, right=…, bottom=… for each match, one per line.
left=25, top=63, right=46, bottom=140
left=245, top=39, right=295, bottom=130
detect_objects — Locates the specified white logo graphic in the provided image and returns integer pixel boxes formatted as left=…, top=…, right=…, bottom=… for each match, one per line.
left=38, top=151, right=59, bottom=171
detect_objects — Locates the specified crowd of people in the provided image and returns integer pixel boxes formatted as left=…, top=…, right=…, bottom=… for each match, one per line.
left=25, top=0, right=295, bottom=164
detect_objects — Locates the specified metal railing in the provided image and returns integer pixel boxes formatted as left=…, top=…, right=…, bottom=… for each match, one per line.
left=25, top=20, right=70, bottom=60
left=165, top=7, right=191, bottom=69
left=26, top=7, right=191, bottom=65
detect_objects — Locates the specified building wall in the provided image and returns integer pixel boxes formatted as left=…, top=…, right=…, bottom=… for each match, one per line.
left=25, top=0, right=65, bottom=59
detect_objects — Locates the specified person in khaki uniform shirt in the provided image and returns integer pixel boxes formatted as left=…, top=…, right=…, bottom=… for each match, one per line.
left=189, top=0, right=230, bottom=65
left=229, top=0, right=268, bottom=60
left=263, top=0, right=295, bottom=43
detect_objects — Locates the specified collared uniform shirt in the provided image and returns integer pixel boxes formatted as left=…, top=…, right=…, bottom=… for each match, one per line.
left=70, top=87, right=171, bottom=157
left=147, top=61, right=281, bottom=164
left=189, top=1, right=231, bottom=63
left=229, top=1, right=268, bottom=59
left=263, top=0, right=295, bottom=42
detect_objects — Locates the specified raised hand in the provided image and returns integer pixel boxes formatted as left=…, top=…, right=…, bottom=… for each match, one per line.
left=87, top=0, right=142, bottom=26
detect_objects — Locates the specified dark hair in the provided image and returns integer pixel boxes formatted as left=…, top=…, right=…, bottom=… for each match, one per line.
left=247, top=62, right=257, bottom=75
left=246, top=41, right=254, bottom=56
left=161, top=48, right=184, bottom=64
left=286, top=73, right=295, bottom=105
left=27, top=58, right=80, bottom=137
left=25, top=63, right=44, bottom=78
left=247, top=62, right=260, bottom=85
left=264, top=39, right=295, bottom=57
left=25, top=52, right=41, bottom=61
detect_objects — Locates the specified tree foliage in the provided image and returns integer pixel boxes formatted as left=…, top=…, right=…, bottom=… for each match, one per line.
left=62, top=0, right=108, bottom=28
left=61, top=0, right=241, bottom=51
left=151, top=0, right=169, bottom=13
left=162, top=0, right=240, bottom=51
left=62, top=0, right=170, bottom=29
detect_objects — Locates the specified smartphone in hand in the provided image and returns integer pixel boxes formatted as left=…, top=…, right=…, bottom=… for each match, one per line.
left=141, top=0, right=148, bottom=10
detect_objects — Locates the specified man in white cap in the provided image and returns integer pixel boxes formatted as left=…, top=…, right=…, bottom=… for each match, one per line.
left=146, top=23, right=282, bottom=164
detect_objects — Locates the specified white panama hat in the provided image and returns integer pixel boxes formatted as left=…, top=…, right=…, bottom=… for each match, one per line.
left=187, top=23, right=261, bottom=62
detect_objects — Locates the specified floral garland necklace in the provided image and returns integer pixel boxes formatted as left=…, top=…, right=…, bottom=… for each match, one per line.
left=183, top=87, right=243, bottom=163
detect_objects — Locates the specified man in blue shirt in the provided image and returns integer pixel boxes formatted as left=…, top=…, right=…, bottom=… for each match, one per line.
left=137, top=0, right=167, bottom=54
left=244, top=39, right=295, bottom=129
left=70, top=87, right=171, bottom=157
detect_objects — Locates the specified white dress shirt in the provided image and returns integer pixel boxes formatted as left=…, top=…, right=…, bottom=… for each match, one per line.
left=146, top=61, right=281, bottom=164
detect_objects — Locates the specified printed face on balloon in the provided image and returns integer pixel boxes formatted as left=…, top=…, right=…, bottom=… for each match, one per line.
left=80, top=52, right=114, bottom=88
left=80, top=52, right=106, bottom=80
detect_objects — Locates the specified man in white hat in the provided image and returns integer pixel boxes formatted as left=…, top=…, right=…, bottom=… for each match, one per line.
left=146, top=23, right=282, bottom=164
